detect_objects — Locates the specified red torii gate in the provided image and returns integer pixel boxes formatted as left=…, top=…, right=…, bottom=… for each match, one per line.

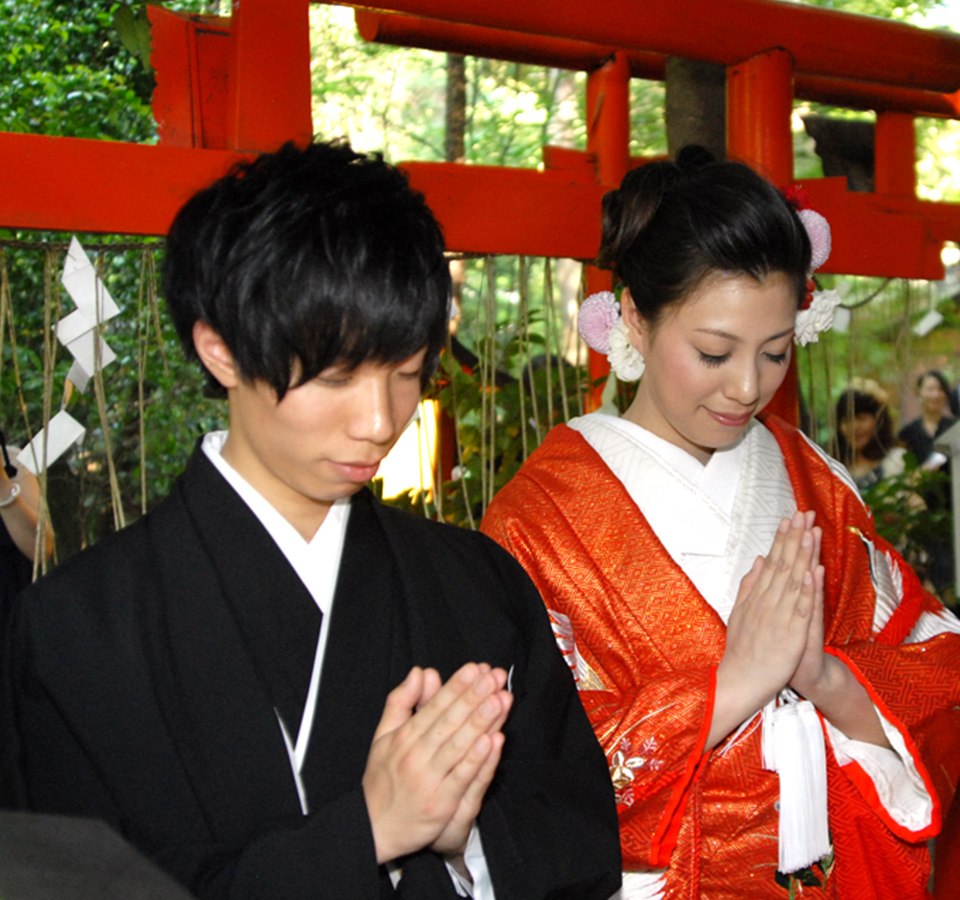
left=2, top=0, right=958, bottom=261
left=0, top=0, right=958, bottom=419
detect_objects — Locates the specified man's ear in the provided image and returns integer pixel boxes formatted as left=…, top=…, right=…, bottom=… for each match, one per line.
left=192, top=321, right=240, bottom=390
left=619, top=288, right=649, bottom=355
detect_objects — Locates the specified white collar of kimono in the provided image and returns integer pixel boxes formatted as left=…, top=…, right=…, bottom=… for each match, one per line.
left=201, top=430, right=351, bottom=582
left=569, top=412, right=747, bottom=559
left=202, top=430, right=351, bottom=813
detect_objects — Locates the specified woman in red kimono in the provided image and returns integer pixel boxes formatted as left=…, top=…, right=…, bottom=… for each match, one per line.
left=482, top=146, right=960, bottom=899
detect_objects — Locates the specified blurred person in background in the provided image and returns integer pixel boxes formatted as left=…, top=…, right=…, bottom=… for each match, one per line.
left=834, top=379, right=905, bottom=493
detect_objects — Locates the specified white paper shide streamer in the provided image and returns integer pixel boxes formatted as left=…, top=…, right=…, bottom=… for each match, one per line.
left=18, top=237, right=120, bottom=476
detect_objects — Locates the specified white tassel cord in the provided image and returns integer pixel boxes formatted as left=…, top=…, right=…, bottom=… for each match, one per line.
left=762, top=694, right=832, bottom=874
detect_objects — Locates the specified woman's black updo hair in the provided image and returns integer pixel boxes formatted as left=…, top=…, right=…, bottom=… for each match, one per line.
left=597, top=145, right=812, bottom=326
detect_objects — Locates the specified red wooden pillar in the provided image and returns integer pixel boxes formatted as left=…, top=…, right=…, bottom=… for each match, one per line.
left=728, top=47, right=801, bottom=426
left=872, top=96, right=945, bottom=286
left=227, top=0, right=313, bottom=152
left=150, top=0, right=313, bottom=154
left=875, top=111, right=916, bottom=197
left=584, top=52, right=630, bottom=409
left=727, top=48, right=794, bottom=182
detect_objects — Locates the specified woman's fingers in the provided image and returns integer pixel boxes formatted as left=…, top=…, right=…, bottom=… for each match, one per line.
left=749, top=512, right=815, bottom=609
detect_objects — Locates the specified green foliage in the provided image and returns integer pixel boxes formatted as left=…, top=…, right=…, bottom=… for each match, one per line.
left=386, top=325, right=589, bottom=529
left=797, top=275, right=958, bottom=449
left=775, top=847, right=834, bottom=897
left=310, top=6, right=603, bottom=166
left=793, top=270, right=958, bottom=605
left=860, top=461, right=954, bottom=604
left=310, top=7, right=443, bottom=158
left=113, top=3, right=154, bottom=74
left=917, top=117, right=960, bottom=202
left=0, top=242, right=226, bottom=559
left=797, top=0, right=944, bottom=18
left=0, top=0, right=154, bottom=141
left=630, top=80, right=668, bottom=157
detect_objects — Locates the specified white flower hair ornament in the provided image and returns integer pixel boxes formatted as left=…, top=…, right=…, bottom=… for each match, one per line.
left=794, top=286, right=842, bottom=347
left=789, top=190, right=842, bottom=347
left=579, top=195, right=840, bottom=374
left=578, top=291, right=645, bottom=382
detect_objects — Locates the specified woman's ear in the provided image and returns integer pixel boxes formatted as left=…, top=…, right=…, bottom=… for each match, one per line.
left=620, top=288, right=648, bottom=354
left=192, top=321, right=241, bottom=390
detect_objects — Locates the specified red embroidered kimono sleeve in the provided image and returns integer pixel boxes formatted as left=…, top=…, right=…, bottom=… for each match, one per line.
left=483, top=429, right=722, bottom=869
left=768, top=415, right=960, bottom=847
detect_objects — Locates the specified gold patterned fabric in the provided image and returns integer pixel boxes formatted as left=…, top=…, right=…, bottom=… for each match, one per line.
left=482, top=414, right=960, bottom=899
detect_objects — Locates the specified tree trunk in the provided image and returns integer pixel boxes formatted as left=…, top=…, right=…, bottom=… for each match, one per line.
left=665, top=57, right=726, bottom=160
left=445, top=53, right=466, bottom=164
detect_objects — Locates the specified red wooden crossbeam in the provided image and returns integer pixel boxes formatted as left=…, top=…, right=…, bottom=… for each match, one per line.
left=349, top=0, right=960, bottom=92
left=357, top=10, right=960, bottom=120
left=0, top=0, right=955, bottom=284
left=0, top=133, right=248, bottom=236
left=402, top=161, right=603, bottom=259
left=2, top=129, right=952, bottom=279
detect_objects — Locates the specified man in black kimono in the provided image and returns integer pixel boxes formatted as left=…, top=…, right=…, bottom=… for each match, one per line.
left=1, top=141, right=621, bottom=898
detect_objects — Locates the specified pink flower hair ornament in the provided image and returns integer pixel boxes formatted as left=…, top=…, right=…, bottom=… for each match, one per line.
left=578, top=291, right=646, bottom=382
left=798, top=208, right=831, bottom=272
left=577, top=291, right=620, bottom=355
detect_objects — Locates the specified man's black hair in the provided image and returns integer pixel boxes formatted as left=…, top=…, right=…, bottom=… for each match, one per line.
left=163, top=139, right=451, bottom=399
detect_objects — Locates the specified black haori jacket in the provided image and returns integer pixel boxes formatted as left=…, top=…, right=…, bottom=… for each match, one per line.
left=2, top=447, right=621, bottom=899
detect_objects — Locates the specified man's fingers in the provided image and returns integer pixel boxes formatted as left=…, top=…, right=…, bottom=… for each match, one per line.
left=441, top=730, right=507, bottom=826
left=415, top=667, right=444, bottom=711
left=486, top=689, right=513, bottom=735
left=449, top=731, right=505, bottom=815
left=427, top=730, right=508, bottom=857
left=424, top=689, right=510, bottom=776
left=405, top=664, right=508, bottom=750
left=372, top=667, right=424, bottom=740
left=362, top=662, right=513, bottom=865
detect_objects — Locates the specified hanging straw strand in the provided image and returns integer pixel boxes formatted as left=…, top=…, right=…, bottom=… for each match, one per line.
left=34, top=250, right=64, bottom=575
left=516, top=257, right=530, bottom=460
left=481, top=255, right=498, bottom=512
left=544, top=257, right=572, bottom=426
left=91, top=252, right=125, bottom=532
left=520, top=257, right=543, bottom=445
left=136, top=250, right=153, bottom=515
